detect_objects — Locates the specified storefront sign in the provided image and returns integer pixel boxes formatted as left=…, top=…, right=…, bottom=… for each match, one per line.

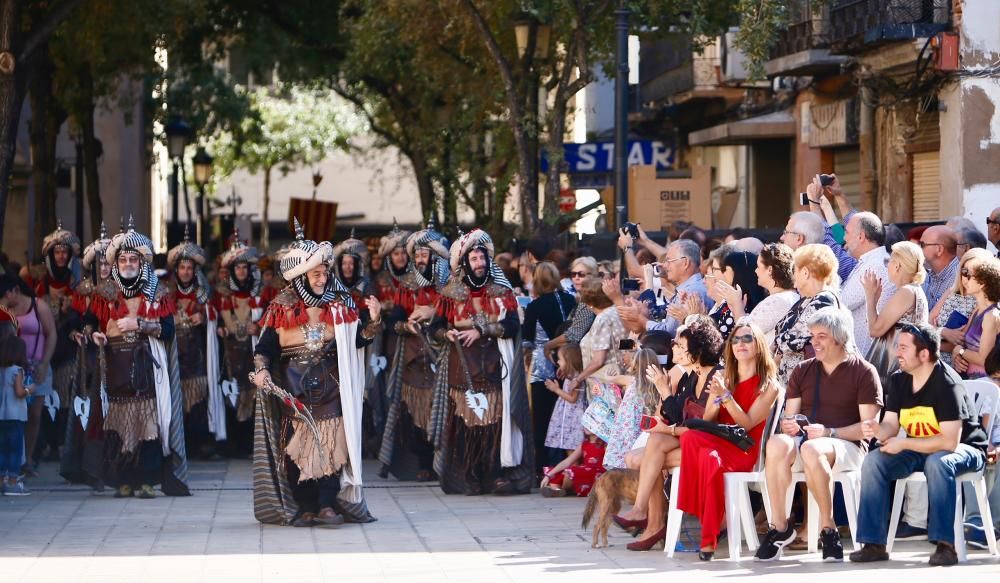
left=541, top=140, right=675, bottom=174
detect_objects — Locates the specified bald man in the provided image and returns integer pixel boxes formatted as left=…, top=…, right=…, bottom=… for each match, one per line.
left=989, top=206, right=1000, bottom=259
left=919, top=225, right=959, bottom=309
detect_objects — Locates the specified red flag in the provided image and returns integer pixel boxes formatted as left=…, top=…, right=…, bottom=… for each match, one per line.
left=288, top=198, right=338, bottom=242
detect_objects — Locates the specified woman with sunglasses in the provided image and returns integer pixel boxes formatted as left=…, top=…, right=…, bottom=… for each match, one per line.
left=931, top=248, right=993, bottom=367
left=542, top=258, right=598, bottom=364
left=953, top=257, right=1000, bottom=379
left=675, top=320, right=780, bottom=560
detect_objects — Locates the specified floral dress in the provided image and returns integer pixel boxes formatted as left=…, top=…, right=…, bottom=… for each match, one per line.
left=602, top=382, right=651, bottom=469
left=771, top=290, right=838, bottom=385
left=544, top=379, right=588, bottom=451
left=579, top=309, right=626, bottom=441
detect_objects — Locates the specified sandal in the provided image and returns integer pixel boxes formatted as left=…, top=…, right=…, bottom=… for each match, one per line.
left=492, top=478, right=515, bottom=496
left=114, top=485, right=133, bottom=498
left=136, top=484, right=157, bottom=499
left=415, top=470, right=435, bottom=483
left=787, top=536, right=808, bottom=551
left=314, top=510, right=345, bottom=528
left=541, top=487, right=565, bottom=498
left=291, top=512, right=317, bottom=527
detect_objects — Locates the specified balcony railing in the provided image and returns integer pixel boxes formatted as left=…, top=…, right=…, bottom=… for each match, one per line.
left=770, top=0, right=828, bottom=61
left=827, top=0, right=950, bottom=53
left=639, top=37, right=722, bottom=104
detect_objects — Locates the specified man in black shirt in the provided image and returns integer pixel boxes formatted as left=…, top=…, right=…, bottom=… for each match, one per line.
left=851, top=323, right=988, bottom=566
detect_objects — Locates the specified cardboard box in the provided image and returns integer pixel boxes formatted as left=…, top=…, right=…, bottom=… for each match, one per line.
left=627, top=165, right=712, bottom=229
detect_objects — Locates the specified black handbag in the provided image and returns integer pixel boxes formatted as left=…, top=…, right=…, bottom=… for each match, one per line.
left=682, top=418, right=755, bottom=452
left=659, top=393, right=685, bottom=425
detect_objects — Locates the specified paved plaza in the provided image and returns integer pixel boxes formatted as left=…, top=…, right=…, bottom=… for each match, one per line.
left=2, top=460, right=998, bottom=583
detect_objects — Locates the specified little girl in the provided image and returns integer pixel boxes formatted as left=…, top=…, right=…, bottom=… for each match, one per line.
left=544, top=344, right=587, bottom=454
left=0, top=335, right=31, bottom=496
left=603, top=348, right=664, bottom=469
left=540, top=429, right=606, bottom=497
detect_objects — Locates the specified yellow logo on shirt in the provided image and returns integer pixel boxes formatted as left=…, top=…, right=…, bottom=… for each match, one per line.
left=900, top=406, right=941, bottom=438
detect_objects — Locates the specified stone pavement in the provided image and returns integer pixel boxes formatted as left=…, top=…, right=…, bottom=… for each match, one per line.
left=2, top=460, right=998, bottom=583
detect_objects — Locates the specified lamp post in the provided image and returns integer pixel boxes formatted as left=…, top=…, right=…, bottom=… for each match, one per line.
left=192, top=146, right=214, bottom=247
left=514, top=14, right=551, bottom=228
left=614, top=1, right=630, bottom=226
left=165, top=117, right=192, bottom=243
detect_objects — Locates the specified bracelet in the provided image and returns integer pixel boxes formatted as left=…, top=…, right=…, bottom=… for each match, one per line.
left=713, top=391, right=733, bottom=407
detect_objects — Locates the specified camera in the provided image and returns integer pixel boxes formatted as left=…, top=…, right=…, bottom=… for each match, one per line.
left=799, top=191, right=811, bottom=206
left=819, top=173, right=835, bottom=187
left=621, top=222, right=640, bottom=239
left=622, top=278, right=640, bottom=292
left=618, top=338, right=636, bottom=350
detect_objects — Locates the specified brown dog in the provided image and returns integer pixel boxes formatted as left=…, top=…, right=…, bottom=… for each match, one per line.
left=581, top=469, right=639, bottom=548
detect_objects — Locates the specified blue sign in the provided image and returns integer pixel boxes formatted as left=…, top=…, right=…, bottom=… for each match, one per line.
left=541, top=140, right=675, bottom=174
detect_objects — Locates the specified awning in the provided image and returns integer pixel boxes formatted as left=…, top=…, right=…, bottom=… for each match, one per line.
left=688, top=110, right=795, bottom=146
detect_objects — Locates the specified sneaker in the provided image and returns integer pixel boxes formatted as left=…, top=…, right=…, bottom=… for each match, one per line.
left=929, top=542, right=958, bottom=566
left=3, top=479, right=31, bottom=496
left=894, top=521, right=928, bottom=540
left=849, top=543, right=889, bottom=563
left=136, top=484, right=156, bottom=499
left=754, top=523, right=797, bottom=562
left=114, top=485, right=133, bottom=498
left=820, top=527, right=844, bottom=562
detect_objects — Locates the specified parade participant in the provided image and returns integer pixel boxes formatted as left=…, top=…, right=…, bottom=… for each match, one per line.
left=430, top=228, right=532, bottom=495
left=215, top=229, right=274, bottom=454
left=167, top=228, right=224, bottom=456
left=84, top=219, right=189, bottom=498
left=379, top=220, right=450, bottom=482
left=61, top=223, right=115, bottom=487
left=27, top=222, right=83, bottom=460
left=372, top=220, right=412, bottom=310
left=251, top=219, right=381, bottom=527
left=332, top=230, right=372, bottom=306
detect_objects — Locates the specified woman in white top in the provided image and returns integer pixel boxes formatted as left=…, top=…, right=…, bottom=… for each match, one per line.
left=720, top=243, right=798, bottom=345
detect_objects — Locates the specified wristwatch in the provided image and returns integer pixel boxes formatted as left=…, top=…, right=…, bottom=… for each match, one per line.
left=829, top=427, right=837, bottom=439
left=958, top=347, right=967, bottom=358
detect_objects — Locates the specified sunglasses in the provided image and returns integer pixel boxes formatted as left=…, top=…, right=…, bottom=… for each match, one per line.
left=961, top=268, right=972, bottom=278
left=899, top=323, right=933, bottom=348
left=988, top=218, right=1000, bottom=226
left=570, top=271, right=590, bottom=278
left=730, top=334, right=754, bottom=345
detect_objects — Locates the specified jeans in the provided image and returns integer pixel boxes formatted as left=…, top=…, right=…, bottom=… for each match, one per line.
left=0, top=420, right=25, bottom=476
left=857, top=444, right=986, bottom=546
left=964, top=462, right=1000, bottom=530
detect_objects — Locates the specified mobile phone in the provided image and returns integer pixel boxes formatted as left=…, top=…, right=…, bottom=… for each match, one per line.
left=819, top=173, right=835, bottom=187
left=619, top=338, right=636, bottom=350
left=652, top=263, right=662, bottom=277
left=799, top=191, right=811, bottom=206
left=639, top=414, right=659, bottom=431
left=622, top=278, right=640, bottom=292
left=516, top=295, right=531, bottom=309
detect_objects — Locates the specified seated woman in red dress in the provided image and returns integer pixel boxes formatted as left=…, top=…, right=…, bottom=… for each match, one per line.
left=676, top=319, right=780, bottom=560
left=539, top=429, right=606, bottom=497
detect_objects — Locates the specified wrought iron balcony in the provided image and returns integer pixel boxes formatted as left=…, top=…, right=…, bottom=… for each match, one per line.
left=639, top=36, right=728, bottom=104
left=827, top=0, right=950, bottom=54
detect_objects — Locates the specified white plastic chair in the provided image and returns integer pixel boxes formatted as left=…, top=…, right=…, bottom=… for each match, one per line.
left=884, top=379, right=999, bottom=561
left=665, top=386, right=785, bottom=559
left=787, top=468, right=861, bottom=553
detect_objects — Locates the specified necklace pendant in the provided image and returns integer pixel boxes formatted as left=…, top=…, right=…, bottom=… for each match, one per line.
left=301, top=323, right=325, bottom=352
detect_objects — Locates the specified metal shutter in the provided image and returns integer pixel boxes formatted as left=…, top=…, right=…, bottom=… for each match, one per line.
left=912, top=151, right=940, bottom=222
left=833, top=148, right=862, bottom=208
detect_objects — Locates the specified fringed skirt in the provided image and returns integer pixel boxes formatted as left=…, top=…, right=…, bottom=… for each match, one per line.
left=285, top=416, right=349, bottom=482
left=182, top=376, right=208, bottom=413
left=401, top=383, right=433, bottom=433
left=104, top=397, right=159, bottom=459
left=53, top=358, right=77, bottom=408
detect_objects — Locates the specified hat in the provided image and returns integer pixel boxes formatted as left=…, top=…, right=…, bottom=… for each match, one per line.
left=449, top=228, right=494, bottom=273
left=406, top=216, right=450, bottom=261
left=41, top=221, right=81, bottom=257
left=280, top=217, right=333, bottom=281
left=331, top=229, right=370, bottom=279
left=81, top=222, right=112, bottom=270
left=105, top=216, right=154, bottom=265
left=166, top=225, right=207, bottom=268
left=378, top=219, right=411, bottom=258
left=220, top=227, right=259, bottom=268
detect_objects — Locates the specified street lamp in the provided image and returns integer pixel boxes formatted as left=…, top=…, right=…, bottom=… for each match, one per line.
left=192, top=146, right=214, bottom=247
left=514, top=15, right=551, bottom=60
left=164, top=117, right=192, bottom=238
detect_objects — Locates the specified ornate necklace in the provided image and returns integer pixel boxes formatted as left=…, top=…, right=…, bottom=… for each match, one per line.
left=300, top=322, right=326, bottom=352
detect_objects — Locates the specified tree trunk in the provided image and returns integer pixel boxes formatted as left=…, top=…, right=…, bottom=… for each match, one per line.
left=543, top=103, right=567, bottom=220
left=457, top=0, right=537, bottom=234
left=409, top=150, right=436, bottom=226
left=29, top=49, right=59, bottom=251
left=0, top=0, right=25, bottom=247
left=80, top=71, right=103, bottom=240
left=261, top=165, right=271, bottom=251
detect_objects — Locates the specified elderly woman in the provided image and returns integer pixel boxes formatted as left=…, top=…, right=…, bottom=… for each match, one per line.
left=863, top=241, right=929, bottom=385
left=522, top=261, right=577, bottom=475
left=931, top=248, right=994, bottom=366
left=724, top=243, right=799, bottom=344
left=615, top=316, right=724, bottom=551
left=701, top=247, right=766, bottom=340
left=953, top=257, right=1000, bottom=379
left=543, top=257, right=598, bottom=363
left=772, top=244, right=840, bottom=385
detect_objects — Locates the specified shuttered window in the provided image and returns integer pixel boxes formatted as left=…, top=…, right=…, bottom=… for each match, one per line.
left=912, top=151, right=940, bottom=222
left=833, top=148, right=862, bottom=209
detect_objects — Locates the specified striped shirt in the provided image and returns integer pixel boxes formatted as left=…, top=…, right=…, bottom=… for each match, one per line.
left=923, top=256, right=959, bottom=311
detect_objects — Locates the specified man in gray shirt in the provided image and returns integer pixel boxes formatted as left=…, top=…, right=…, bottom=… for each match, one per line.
left=625, top=239, right=711, bottom=336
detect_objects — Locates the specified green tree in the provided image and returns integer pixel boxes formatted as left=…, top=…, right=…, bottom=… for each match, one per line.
left=210, top=85, right=362, bottom=250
